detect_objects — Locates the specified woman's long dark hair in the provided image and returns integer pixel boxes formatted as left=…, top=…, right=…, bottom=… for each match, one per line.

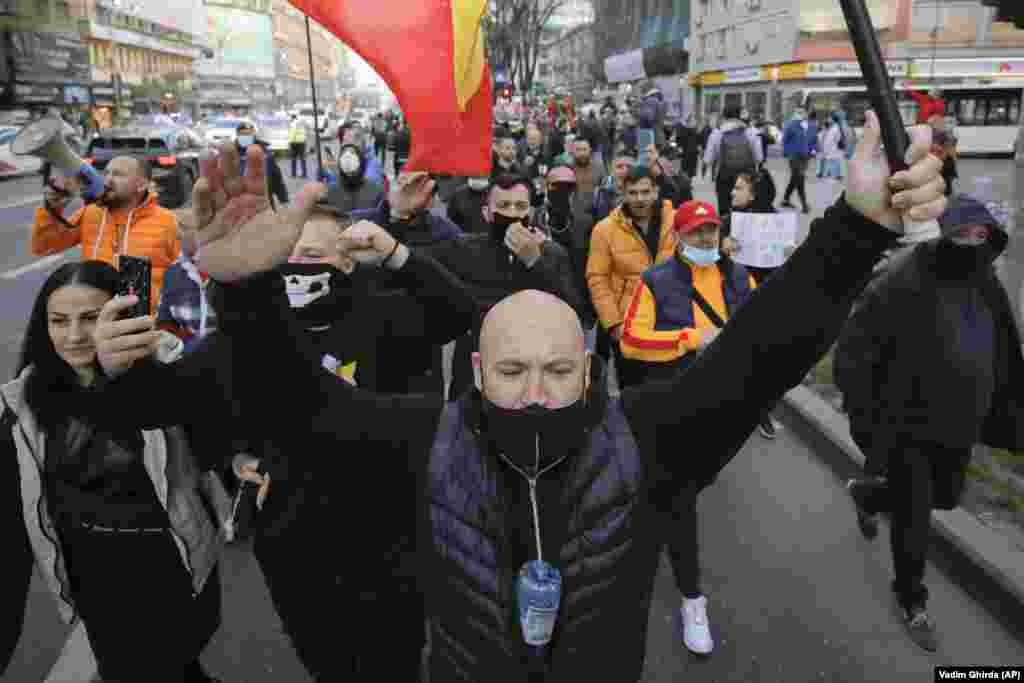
left=15, top=261, right=119, bottom=434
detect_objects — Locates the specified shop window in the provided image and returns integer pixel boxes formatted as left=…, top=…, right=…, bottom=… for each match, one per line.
left=746, top=91, right=767, bottom=120
left=724, top=92, right=743, bottom=112
left=986, top=99, right=1010, bottom=125
left=706, top=93, right=722, bottom=118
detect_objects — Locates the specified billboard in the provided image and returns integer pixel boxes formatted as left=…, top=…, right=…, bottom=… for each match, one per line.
left=131, top=0, right=207, bottom=41
left=195, top=7, right=274, bottom=80
left=794, top=0, right=912, bottom=62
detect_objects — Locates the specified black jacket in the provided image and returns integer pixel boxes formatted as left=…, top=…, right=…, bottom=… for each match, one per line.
left=190, top=197, right=899, bottom=682
left=447, top=184, right=490, bottom=234
left=835, top=234, right=1024, bottom=450
left=349, top=203, right=464, bottom=395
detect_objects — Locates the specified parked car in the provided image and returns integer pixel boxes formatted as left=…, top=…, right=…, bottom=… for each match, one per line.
left=203, top=117, right=257, bottom=145
left=85, top=126, right=207, bottom=208
left=256, top=114, right=291, bottom=156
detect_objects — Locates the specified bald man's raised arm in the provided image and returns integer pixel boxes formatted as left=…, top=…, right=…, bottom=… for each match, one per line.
left=622, top=200, right=897, bottom=495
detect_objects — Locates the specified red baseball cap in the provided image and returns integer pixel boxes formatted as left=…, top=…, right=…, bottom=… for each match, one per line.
left=673, top=200, right=721, bottom=235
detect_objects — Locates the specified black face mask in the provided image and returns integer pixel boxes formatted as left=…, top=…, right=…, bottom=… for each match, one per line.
left=279, top=262, right=355, bottom=332
left=480, top=382, right=590, bottom=473
left=547, top=188, right=573, bottom=217
left=489, top=211, right=525, bottom=243
left=934, top=240, right=996, bottom=280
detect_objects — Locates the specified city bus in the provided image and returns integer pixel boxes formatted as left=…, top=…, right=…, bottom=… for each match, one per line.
left=797, top=85, right=1022, bottom=156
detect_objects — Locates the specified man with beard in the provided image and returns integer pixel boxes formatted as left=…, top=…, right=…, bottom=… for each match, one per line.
left=447, top=176, right=493, bottom=234
left=587, top=166, right=678, bottom=388
left=835, top=195, right=1024, bottom=652
left=492, top=133, right=523, bottom=178
left=93, top=113, right=948, bottom=681
left=422, top=174, right=589, bottom=401
left=324, top=142, right=386, bottom=214
left=31, top=155, right=180, bottom=314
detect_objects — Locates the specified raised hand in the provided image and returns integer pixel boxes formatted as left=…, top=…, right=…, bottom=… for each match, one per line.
left=846, top=110, right=946, bottom=233
left=191, top=143, right=325, bottom=282
left=505, top=222, right=545, bottom=268
left=388, top=171, right=436, bottom=220
left=337, top=220, right=409, bottom=269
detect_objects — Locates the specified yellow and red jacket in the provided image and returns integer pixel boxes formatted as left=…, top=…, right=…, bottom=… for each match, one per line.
left=621, top=255, right=757, bottom=363
left=586, top=201, right=677, bottom=332
left=31, top=193, right=180, bottom=315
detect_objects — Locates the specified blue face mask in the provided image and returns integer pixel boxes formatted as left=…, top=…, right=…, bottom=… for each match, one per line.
left=237, top=135, right=255, bottom=147
left=682, top=244, right=720, bottom=267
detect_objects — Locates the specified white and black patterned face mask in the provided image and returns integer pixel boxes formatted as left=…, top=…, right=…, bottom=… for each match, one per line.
left=279, top=263, right=353, bottom=330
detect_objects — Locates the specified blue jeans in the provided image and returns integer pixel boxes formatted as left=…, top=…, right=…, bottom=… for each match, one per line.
left=290, top=143, right=307, bottom=178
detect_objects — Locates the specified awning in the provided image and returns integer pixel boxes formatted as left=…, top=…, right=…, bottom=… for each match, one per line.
left=605, top=50, right=646, bottom=84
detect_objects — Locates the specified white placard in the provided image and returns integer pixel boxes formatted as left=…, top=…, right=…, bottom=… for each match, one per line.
left=730, top=212, right=799, bottom=269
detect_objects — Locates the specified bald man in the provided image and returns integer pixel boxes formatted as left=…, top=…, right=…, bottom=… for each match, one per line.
left=32, top=155, right=180, bottom=314
left=96, top=123, right=948, bottom=681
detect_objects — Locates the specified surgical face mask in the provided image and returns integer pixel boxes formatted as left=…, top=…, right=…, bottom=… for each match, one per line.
left=339, top=152, right=361, bottom=175
left=237, top=135, right=255, bottom=147
left=468, top=177, right=490, bottom=192
left=681, top=243, right=721, bottom=267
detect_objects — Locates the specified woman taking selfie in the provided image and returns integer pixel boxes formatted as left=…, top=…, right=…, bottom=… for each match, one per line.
left=0, top=261, right=222, bottom=682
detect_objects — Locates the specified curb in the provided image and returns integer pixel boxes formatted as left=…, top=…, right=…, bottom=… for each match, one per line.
left=778, top=384, right=1024, bottom=642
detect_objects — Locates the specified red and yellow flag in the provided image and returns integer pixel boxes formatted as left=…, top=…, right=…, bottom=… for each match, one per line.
left=290, top=0, right=493, bottom=176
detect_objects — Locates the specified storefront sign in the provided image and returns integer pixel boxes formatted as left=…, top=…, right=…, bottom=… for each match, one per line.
left=906, top=59, right=1024, bottom=79
left=699, top=71, right=725, bottom=87
left=777, top=63, right=809, bottom=81
left=806, top=61, right=908, bottom=79
left=724, top=66, right=761, bottom=84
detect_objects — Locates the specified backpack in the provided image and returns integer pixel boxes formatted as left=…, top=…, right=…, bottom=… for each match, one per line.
left=719, top=127, right=757, bottom=176
left=837, top=125, right=847, bottom=151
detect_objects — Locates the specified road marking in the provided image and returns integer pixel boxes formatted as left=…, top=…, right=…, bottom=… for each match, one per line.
left=0, top=253, right=69, bottom=280
left=0, top=195, right=42, bottom=210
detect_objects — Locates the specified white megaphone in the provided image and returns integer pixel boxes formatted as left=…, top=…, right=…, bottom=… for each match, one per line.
left=11, top=118, right=107, bottom=202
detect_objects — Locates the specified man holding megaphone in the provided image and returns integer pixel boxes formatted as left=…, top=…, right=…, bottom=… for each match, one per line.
left=30, top=154, right=181, bottom=315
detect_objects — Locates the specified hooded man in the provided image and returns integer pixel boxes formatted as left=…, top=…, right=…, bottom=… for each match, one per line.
left=835, top=195, right=1024, bottom=653
left=447, top=176, right=493, bottom=234
left=324, top=143, right=386, bottom=214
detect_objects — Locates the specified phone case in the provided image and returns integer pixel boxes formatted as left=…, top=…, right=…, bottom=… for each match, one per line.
left=117, top=255, right=152, bottom=318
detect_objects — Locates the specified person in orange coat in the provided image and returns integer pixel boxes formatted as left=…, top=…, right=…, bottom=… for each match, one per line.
left=31, top=156, right=180, bottom=314
left=586, top=165, right=677, bottom=388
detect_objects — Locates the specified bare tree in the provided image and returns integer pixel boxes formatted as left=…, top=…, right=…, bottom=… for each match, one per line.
left=485, top=0, right=569, bottom=94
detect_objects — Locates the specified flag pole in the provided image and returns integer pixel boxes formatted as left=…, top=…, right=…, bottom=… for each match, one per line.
left=304, top=15, right=325, bottom=180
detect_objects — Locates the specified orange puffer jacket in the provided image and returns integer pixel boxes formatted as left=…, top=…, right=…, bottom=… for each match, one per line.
left=586, top=200, right=677, bottom=331
left=31, top=193, right=180, bottom=314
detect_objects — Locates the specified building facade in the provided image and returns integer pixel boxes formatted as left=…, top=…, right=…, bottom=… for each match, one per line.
left=536, top=22, right=599, bottom=103
left=0, top=0, right=207, bottom=121
left=689, top=0, right=1024, bottom=135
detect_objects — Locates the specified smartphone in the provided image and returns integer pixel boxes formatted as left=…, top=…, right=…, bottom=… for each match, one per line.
left=116, top=255, right=152, bottom=319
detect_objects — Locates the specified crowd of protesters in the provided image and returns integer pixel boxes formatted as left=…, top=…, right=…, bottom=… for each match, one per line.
left=2, top=84, right=1019, bottom=683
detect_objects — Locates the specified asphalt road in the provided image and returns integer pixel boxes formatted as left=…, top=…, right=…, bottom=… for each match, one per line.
left=2, top=159, right=1023, bottom=681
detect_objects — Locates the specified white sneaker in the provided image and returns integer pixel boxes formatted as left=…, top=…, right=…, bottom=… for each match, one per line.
left=680, top=596, right=714, bottom=655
